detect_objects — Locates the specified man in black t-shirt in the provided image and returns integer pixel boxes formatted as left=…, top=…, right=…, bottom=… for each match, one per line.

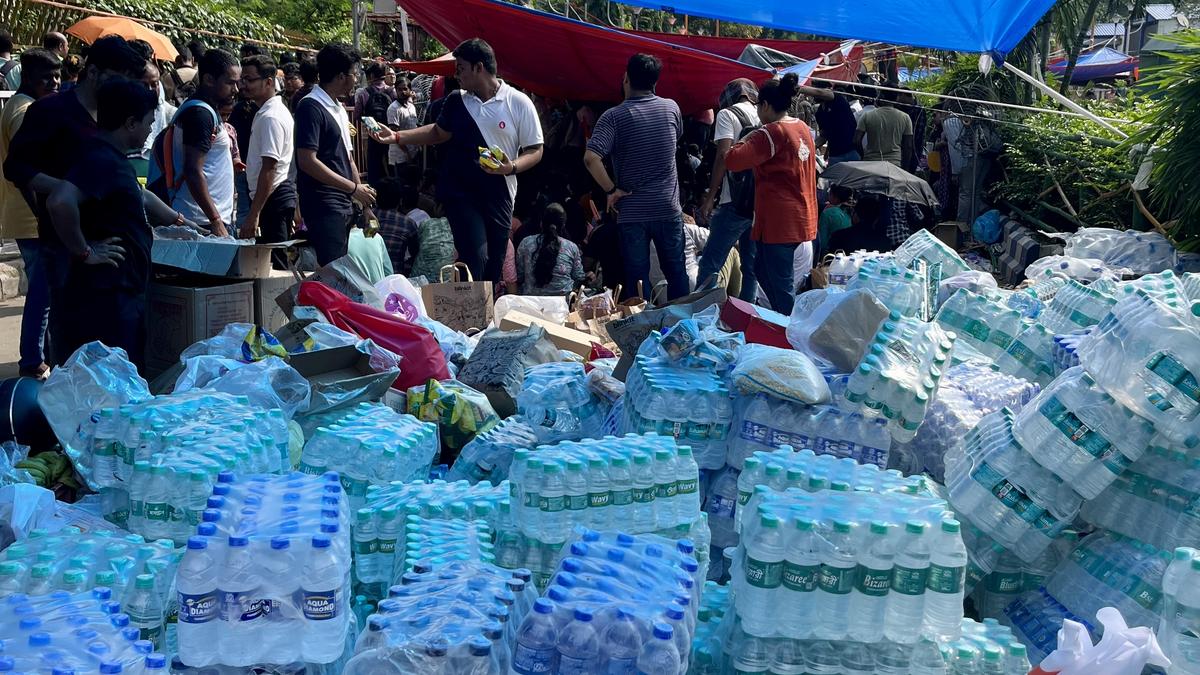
left=294, top=43, right=376, bottom=265
left=802, top=81, right=860, bottom=165
left=45, top=80, right=202, bottom=370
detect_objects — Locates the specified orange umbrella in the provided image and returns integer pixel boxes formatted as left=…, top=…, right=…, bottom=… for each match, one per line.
left=67, top=16, right=178, bottom=61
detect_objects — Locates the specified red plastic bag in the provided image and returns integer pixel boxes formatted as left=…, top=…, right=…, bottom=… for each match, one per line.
left=296, top=281, right=451, bottom=391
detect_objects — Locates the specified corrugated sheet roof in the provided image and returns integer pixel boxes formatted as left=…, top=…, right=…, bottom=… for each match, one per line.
left=1092, top=22, right=1125, bottom=36
left=1146, top=4, right=1178, bottom=20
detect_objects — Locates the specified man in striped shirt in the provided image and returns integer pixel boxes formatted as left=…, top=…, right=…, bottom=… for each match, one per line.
left=584, top=53, right=688, bottom=301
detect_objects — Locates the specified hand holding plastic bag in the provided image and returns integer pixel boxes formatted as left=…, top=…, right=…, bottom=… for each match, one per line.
left=1035, top=607, right=1170, bottom=675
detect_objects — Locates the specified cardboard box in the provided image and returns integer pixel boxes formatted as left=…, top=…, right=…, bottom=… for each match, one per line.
left=288, top=344, right=398, bottom=414
left=934, top=221, right=966, bottom=249
left=254, top=269, right=299, bottom=333
left=499, top=311, right=597, bottom=357
left=146, top=278, right=255, bottom=373
left=153, top=239, right=300, bottom=279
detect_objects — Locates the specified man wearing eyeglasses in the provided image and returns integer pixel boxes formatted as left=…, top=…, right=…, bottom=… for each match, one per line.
left=238, top=55, right=296, bottom=268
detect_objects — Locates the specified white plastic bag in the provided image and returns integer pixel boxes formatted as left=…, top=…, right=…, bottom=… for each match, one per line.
left=375, top=274, right=428, bottom=321
left=786, top=288, right=889, bottom=372
left=493, top=295, right=570, bottom=326
left=39, top=342, right=150, bottom=460
left=1025, top=255, right=1127, bottom=284
left=0, top=484, right=57, bottom=548
left=180, top=322, right=256, bottom=361
left=1038, top=607, right=1169, bottom=675
left=730, top=344, right=830, bottom=405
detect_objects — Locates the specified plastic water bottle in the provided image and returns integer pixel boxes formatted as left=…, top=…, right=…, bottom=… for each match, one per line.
left=93, top=408, right=119, bottom=486
left=653, top=449, right=677, bottom=529
left=564, top=459, right=589, bottom=526
left=300, top=535, right=345, bottom=663
left=780, top=516, right=820, bottom=639
left=908, top=638, right=948, bottom=675
left=511, top=598, right=558, bottom=675
left=555, top=607, right=599, bottom=675
left=126, top=573, right=164, bottom=647
left=540, top=462, right=567, bottom=546
left=599, top=605, right=641, bottom=674
left=816, top=520, right=857, bottom=640
left=586, top=457, right=611, bottom=530
left=741, top=513, right=785, bottom=637
left=885, top=521, right=931, bottom=644
left=849, top=521, right=893, bottom=642
left=354, top=509, right=379, bottom=584
left=635, top=623, right=679, bottom=675
left=704, top=467, right=739, bottom=549
left=1162, top=554, right=1200, bottom=674
left=142, top=465, right=172, bottom=540
left=924, top=520, right=967, bottom=639
left=631, top=453, right=656, bottom=532
left=609, top=457, right=634, bottom=526
left=376, top=507, right=400, bottom=583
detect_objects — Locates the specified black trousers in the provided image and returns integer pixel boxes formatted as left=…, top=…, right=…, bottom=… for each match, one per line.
left=50, top=284, right=147, bottom=371
left=442, top=195, right=512, bottom=283
left=259, top=180, right=297, bottom=269
left=303, top=207, right=355, bottom=267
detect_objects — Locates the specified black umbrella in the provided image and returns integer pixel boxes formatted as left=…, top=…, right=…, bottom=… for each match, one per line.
left=821, top=161, right=940, bottom=208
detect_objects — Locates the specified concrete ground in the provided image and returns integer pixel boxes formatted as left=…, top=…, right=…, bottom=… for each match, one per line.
left=0, top=297, right=23, bottom=379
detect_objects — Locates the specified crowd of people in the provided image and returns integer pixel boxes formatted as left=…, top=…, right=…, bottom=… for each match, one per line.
left=0, top=25, right=997, bottom=377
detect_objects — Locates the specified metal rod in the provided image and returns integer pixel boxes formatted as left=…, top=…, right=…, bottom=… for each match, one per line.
left=1000, top=60, right=1128, bottom=138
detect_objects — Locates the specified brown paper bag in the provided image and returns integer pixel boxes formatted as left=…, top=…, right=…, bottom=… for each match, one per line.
left=420, top=263, right=494, bottom=333
left=809, top=253, right=838, bottom=290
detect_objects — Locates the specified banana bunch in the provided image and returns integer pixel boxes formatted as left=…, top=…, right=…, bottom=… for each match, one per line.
left=15, top=453, right=79, bottom=488
left=477, top=145, right=507, bottom=170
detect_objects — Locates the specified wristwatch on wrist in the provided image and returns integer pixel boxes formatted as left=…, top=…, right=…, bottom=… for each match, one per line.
left=605, top=185, right=618, bottom=196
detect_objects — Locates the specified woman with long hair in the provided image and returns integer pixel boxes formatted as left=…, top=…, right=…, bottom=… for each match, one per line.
left=724, top=73, right=819, bottom=315
left=516, top=202, right=585, bottom=295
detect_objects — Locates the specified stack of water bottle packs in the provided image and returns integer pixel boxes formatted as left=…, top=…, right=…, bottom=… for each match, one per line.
left=623, top=354, right=733, bottom=470
left=688, top=581, right=731, bottom=673
left=516, top=362, right=611, bottom=444
left=355, top=479, right=508, bottom=587
left=896, top=363, right=1039, bottom=481
left=727, top=396, right=893, bottom=469
left=825, top=250, right=894, bottom=289
left=841, top=311, right=956, bottom=442
left=1, top=528, right=180, bottom=604
left=732, top=483, right=966, bottom=645
left=847, top=257, right=930, bottom=319
left=508, top=530, right=702, bottom=675
left=0, top=587, right=171, bottom=675
left=1156, top=546, right=1200, bottom=675
left=343, top=562, right=537, bottom=674
left=446, top=417, right=540, bottom=485
left=945, top=408, right=1081, bottom=563
left=174, top=471, right=352, bottom=667
left=299, top=402, right=440, bottom=509
left=395, top=515, right=495, bottom=574
left=935, top=289, right=1025, bottom=364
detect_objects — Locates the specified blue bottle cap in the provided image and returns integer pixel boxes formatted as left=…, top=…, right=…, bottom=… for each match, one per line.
left=196, top=523, right=217, bottom=537
left=228, top=536, right=249, bottom=547
left=533, top=598, right=555, bottom=614
left=270, top=537, right=290, bottom=550
left=28, top=632, right=51, bottom=647
left=652, top=622, right=673, bottom=640
left=312, top=535, right=332, bottom=548
left=99, top=661, right=123, bottom=674
left=145, top=655, right=167, bottom=670
left=573, top=607, right=593, bottom=622
left=187, top=536, right=208, bottom=550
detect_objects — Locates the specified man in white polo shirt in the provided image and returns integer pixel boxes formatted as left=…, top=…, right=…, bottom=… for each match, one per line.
left=368, top=38, right=543, bottom=283
left=239, top=54, right=295, bottom=268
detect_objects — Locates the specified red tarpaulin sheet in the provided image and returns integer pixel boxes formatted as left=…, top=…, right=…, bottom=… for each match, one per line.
left=627, top=30, right=839, bottom=61
left=397, top=0, right=859, bottom=115
left=393, top=52, right=454, bottom=76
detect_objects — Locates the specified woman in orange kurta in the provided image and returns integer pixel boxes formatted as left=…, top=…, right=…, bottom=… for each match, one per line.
left=724, top=72, right=818, bottom=315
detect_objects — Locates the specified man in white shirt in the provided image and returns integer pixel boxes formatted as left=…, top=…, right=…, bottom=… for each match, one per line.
left=386, top=76, right=419, bottom=172
left=239, top=55, right=295, bottom=267
left=697, top=78, right=760, bottom=301
left=368, top=39, right=543, bottom=282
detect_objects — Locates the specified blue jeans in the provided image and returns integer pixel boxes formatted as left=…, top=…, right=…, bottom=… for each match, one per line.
left=755, top=241, right=798, bottom=315
left=16, top=238, right=50, bottom=370
left=697, top=204, right=757, bottom=302
left=620, top=215, right=688, bottom=301
left=828, top=150, right=861, bottom=166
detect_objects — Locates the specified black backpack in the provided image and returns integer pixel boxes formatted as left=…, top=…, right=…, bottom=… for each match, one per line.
left=364, top=86, right=392, bottom=123
left=726, top=105, right=761, bottom=220
left=169, top=68, right=198, bottom=107
left=0, top=59, right=17, bottom=92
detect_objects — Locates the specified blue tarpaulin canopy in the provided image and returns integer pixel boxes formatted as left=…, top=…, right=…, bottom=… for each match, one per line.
left=616, top=0, right=1058, bottom=58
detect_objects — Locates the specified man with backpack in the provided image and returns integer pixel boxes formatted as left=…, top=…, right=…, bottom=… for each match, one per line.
left=354, top=61, right=395, bottom=188
left=696, top=77, right=760, bottom=302
left=149, top=48, right=240, bottom=237
left=0, top=29, right=22, bottom=91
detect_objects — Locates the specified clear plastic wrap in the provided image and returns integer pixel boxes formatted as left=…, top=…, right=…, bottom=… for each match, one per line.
left=1065, top=227, right=1178, bottom=276
left=934, top=288, right=1026, bottom=363
left=405, top=379, right=499, bottom=455
left=492, top=294, right=570, bottom=326
left=39, top=342, right=151, bottom=474
left=624, top=354, right=732, bottom=469
left=1014, top=367, right=1155, bottom=499
left=516, top=362, right=611, bottom=444
left=0, top=440, right=34, bottom=486
left=786, top=288, right=890, bottom=373
left=730, top=344, right=830, bottom=406
left=846, top=257, right=929, bottom=318
left=174, top=355, right=312, bottom=420
left=1039, top=279, right=1118, bottom=334
left=894, top=228, right=971, bottom=278
left=1025, top=255, right=1128, bottom=283
left=174, top=471, right=353, bottom=667
left=395, top=515, right=495, bottom=573
left=937, top=270, right=999, bottom=310
left=1044, top=531, right=1170, bottom=635
left=945, top=409, right=1079, bottom=563
left=727, top=397, right=890, bottom=470
left=447, top=417, right=540, bottom=485
left=1076, top=291, right=1200, bottom=446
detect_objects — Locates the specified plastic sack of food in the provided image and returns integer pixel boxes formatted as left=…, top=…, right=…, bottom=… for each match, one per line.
left=38, top=342, right=151, bottom=478
left=456, top=325, right=559, bottom=418
left=493, top=294, right=570, bottom=326
left=406, top=379, right=500, bottom=457
left=375, top=274, right=428, bottom=322
left=786, top=288, right=889, bottom=372
left=730, top=343, right=830, bottom=405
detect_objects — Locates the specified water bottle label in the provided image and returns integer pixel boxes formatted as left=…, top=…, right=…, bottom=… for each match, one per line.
left=782, top=561, right=818, bottom=592
left=186, top=508, right=202, bottom=526
left=542, top=495, right=565, bottom=513
left=657, top=481, right=677, bottom=500
left=558, top=654, right=591, bottom=675
left=589, top=490, right=611, bottom=508
left=178, top=591, right=218, bottom=624
left=109, top=508, right=129, bottom=528
left=1023, top=573, right=1048, bottom=593
left=353, top=539, right=378, bottom=555
left=611, top=489, right=633, bottom=507
left=140, top=624, right=162, bottom=644
left=511, top=643, right=556, bottom=674
left=568, top=494, right=588, bottom=511
left=1039, top=396, right=1112, bottom=458
left=536, top=409, right=559, bottom=428
left=605, top=656, right=636, bottom=674
left=855, top=565, right=892, bottom=597
left=220, top=590, right=267, bottom=622
left=857, top=445, right=887, bottom=468
left=768, top=428, right=808, bottom=453
left=938, top=307, right=990, bottom=343
left=711, top=421, right=730, bottom=441
left=737, top=489, right=752, bottom=506
left=1126, top=578, right=1162, bottom=611
left=301, top=589, right=339, bottom=620
left=1144, top=352, right=1200, bottom=413
left=633, top=486, right=655, bottom=504
left=525, top=491, right=540, bottom=509
left=986, top=571, right=1023, bottom=594
left=745, top=556, right=782, bottom=589
left=892, top=565, right=928, bottom=596
left=378, top=538, right=397, bottom=555
left=926, top=564, right=965, bottom=594
left=94, top=440, right=116, bottom=457
left=739, top=420, right=770, bottom=445
left=988, top=329, right=1015, bottom=351
left=677, top=477, right=698, bottom=495
left=707, top=494, right=736, bottom=519
left=131, top=498, right=144, bottom=518
left=1006, top=340, right=1053, bottom=377
left=687, top=421, right=711, bottom=441
left=818, top=564, right=854, bottom=595
left=145, top=502, right=171, bottom=522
